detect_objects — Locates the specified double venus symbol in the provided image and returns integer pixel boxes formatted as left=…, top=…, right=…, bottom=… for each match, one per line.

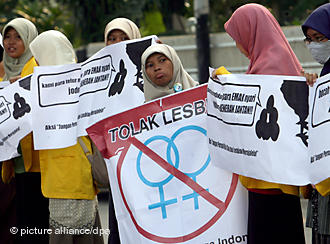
left=136, top=125, right=210, bottom=219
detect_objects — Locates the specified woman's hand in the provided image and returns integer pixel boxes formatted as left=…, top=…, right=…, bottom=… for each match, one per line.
left=9, top=75, right=21, bottom=83
left=211, top=69, right=219, bottom=80
left=301, top=69, right=318, bottom=87
left=211, top=66, right=231, bottom=80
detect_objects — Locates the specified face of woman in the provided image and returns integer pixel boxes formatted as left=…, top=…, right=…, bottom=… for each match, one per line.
left=106, top=29, right=129, bottom=46
left=235, top=42, right=248, bottom=57
left=305, top=28, right=328, bottom=43
left=145, top=53, right=173, bottom=87
left=3, top=27, right=25, bottom=59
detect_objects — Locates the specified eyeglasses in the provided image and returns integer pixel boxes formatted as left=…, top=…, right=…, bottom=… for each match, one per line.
left=304, top=35, right=328, bottom=44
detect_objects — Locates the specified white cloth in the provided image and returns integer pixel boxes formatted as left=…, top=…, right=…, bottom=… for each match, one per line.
left=104, top=17, right=141, bottom=44
left=49, top=198, right=98, bottom=229
left=30, top=30, right=76, bottom=66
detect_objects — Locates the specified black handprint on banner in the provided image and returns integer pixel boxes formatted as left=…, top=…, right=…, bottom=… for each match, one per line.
left=126, top=39, right=152, bottom=92
left=255, top=95, right=280, bottom=141
left=109, top=59, right=127, bottom=97
left=13, top=93, right=31, bottom=119
left=280, top=80, right=308, bottom=147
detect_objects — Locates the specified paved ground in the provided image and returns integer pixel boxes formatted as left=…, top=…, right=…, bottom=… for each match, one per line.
left=301, top=198, right=312, bottom=244
left=97, top=193, right=312, bottom=244
left=98, top=192, right=109, bottom=243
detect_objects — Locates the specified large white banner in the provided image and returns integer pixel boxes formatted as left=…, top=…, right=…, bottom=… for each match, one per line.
left=308, top=74, right=330, bottom=182
left=31, top=36, right=156, bottom=149
left=87, top=85, right=248, bottom=244
left=207, top=73, right=330, bottom=185
left=0, top=76, right=32, bottom=161
left=0, top=81, right=10, bottom=89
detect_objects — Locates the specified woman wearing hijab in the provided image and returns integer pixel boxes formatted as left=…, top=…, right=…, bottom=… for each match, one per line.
left=104, top=17, right=141, bottom=46
left=29, top=30, right=103, bottom=244
left=0, top=32, right=15, bottom=244
left=0, top=18, right=47, bottom=244
left=142, top=43, right=198, bottom=102
left=301, top=3, right=330, bottom=244
left=224, top=4, right=305, bottom=244
left=104, top=17, right=142, bottom=244
left=2, top=18, right=38, bottom=82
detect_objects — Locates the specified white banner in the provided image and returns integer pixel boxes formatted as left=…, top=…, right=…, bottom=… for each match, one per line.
left=0, top=76, right=32, bottom=160
left=308, top=73, right=330, bottom=183
left=87, top=85, right=248, bottom=244
left=207, top=73, right=330, bottom=185
left=31, top=36, right=156, bottom=149
left=0, top=81, right=10, bottom=89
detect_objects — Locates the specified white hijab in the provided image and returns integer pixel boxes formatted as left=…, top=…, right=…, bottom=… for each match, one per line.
left=2, top=18, right=38, bottom=80
left=142, top=44, right=198, bottom=102
left=104, top=18, right=141, bottom=44
left=30, top=30, right=76, bottom=66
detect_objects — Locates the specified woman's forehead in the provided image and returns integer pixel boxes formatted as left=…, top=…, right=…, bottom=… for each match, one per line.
left=4, top=26, right=17, bottom=35
left=109, top=29, right=128, bottom=36
left=146, top=52, right=168, bottom=61
left=306, top=28, right=324, bottom=36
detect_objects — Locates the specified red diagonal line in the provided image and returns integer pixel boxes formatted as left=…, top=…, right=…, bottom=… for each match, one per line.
left=128, top=137, right=225, bottom=210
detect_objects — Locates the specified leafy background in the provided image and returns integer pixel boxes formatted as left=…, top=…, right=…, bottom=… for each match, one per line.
left=0, top=0, right=328, bottom=47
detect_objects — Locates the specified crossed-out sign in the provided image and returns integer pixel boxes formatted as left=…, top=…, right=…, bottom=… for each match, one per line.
left=136, top=125, right=211, bottom=219
left=87, top=84, right=239, bottom=243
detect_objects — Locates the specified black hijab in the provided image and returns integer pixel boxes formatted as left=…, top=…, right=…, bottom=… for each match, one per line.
left=302, top=3, right=330, bottom=76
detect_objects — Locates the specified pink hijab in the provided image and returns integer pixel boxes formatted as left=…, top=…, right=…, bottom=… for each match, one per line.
left=224, top=3, right=302, bottom=75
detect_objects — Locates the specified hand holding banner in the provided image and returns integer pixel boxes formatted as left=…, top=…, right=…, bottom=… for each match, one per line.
left=31, top=36, right=157, bottom=150
left=207, top=73, right=329, bottom=185
left=0, top=76, right=32, bottom=161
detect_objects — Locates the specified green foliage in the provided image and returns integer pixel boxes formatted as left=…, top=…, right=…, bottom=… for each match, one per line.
left=0, top=0, right=19, bottom=27
left=0, top=0, right=328, bottom=45
left=0, top=0, right=75, bottom=44
left=140, top=10, right=166, bottom=36
left=208, top=0, right=329, bottom=32
left=15, top=0, right=73, bottom=33
left=58, top=0, right=148, bottom=45
left=209, top=0, right=253, bottom=32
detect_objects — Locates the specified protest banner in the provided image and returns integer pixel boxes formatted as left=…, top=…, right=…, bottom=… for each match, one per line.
left=87, top=84, right=248, bottom=244
left=31, top=36, right=157, bottom=149
left=0, top=81, right=10, bottom=89
left=207, top=73, right=330, bottom=185
left=308, top=73, right=330, bottom=183
left=0, top=76, right=32, bottom=160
